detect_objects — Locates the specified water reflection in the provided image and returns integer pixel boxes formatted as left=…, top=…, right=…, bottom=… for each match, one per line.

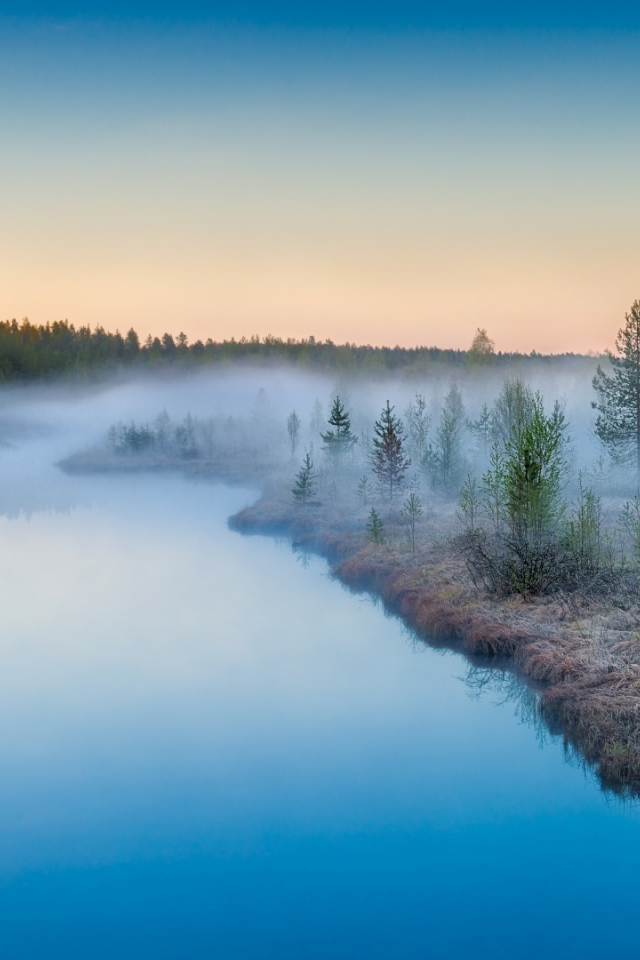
left=1, top=388, right=640, bottom=957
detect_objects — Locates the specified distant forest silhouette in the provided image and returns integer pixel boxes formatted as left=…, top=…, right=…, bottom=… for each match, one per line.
left=0, top=317, right=597, bottom=381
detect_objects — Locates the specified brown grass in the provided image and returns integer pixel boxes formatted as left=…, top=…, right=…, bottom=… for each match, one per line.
left=231, top=488, right=640, bottom=796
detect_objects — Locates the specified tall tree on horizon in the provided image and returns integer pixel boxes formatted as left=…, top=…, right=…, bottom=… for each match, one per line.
left=592, top=300, right=640, bottom=482
left=469, top=327, right=495, bottom=361
left=371, top=401, right=411, bottom=499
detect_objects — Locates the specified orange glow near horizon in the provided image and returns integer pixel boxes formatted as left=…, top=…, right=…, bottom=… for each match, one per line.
left=1, top=24, right=639, bottom=355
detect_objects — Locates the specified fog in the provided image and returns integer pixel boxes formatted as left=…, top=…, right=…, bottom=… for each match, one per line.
left=0, top=355, right=614, bottom=525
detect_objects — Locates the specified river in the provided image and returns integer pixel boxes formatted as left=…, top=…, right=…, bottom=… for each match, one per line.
left=0, top=383, right=639, bottom=958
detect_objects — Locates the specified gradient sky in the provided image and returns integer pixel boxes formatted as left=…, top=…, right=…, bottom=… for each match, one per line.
left=1, top=3, right=639, bottom=352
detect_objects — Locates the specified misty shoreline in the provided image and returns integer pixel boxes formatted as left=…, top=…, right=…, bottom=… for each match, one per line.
left=61, top=441, right=640, bottom=798
left=229, top=490, right=640, bottom=797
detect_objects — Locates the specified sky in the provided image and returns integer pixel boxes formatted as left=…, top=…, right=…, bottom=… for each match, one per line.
left=1, top=3, right=639, bottom=353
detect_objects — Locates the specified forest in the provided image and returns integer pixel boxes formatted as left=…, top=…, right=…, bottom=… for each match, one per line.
left=0, top=317, right=594, bottom=382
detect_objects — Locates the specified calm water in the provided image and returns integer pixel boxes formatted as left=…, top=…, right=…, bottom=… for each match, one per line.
left=1, top=392, right=640, bottom=958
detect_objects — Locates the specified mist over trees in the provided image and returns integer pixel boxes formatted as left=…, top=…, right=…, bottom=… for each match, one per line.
left=321, top=396, right=357, bottom=465
left=371, top=401, right=411, bottom=499
left=592, top=300, right=640, bottom=480
left=62, top=298, right=640, bottom=603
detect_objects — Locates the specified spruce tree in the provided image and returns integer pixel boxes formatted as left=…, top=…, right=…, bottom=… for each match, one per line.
left=322, top=395, right=357, bottom=463
left=371, top=401, right=411, bottom=499
left=592, top=301, right=640, bottom=480
left=292, top=452, right=316, bottom=505
left=366, top=507, right=385, bottom=544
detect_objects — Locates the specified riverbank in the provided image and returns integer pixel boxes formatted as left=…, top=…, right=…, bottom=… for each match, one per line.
left=61, top=448, right=640, bottom=795
left=230, top=488, right=640, bottom=796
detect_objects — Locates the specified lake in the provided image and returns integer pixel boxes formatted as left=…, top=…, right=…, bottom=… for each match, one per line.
left=0, top=385, right=639, bottom=958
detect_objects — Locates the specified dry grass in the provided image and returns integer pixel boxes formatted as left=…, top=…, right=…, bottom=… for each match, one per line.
left=232, top=487, right=640, bottom=796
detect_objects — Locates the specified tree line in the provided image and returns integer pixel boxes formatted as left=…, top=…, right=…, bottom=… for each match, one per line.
left=0, top=317, right=593, bottom=382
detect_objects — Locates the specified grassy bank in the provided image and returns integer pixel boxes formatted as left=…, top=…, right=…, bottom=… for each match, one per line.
left=230, top=488, right=640, bottom=796
left=62, top=442, right=640, bottom=796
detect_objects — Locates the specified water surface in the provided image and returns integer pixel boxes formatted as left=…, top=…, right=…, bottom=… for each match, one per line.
left=0, top=396, right=639, bottom=958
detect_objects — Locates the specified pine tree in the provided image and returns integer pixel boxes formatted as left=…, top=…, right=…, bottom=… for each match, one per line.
left=366, top=507, right=385, bottom=544
left=592, top=301, right=640, bottom=480
left=292, top=452, right=317, bottom=505
left=124, top=328, right=140, bottom=356
left=371, top=401, right=411, bottom=499
left=322, top=395, right=357, bottom=463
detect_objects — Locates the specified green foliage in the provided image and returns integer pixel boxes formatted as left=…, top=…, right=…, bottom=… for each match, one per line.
left=459, top=395, right=570, bottom=596
left=366, top=507, right=385, bottom=544
left=0, top=317, right=596, bottom=383
left=480, top=446, right=506, bottom=536
left=593, top=300, right=640, bottom=478
left=502, top=396, right=565, bottom=549
left=321, top=395, right=357, bottom=463
left=371, top=401, right=411, bottom=499
left=292, top=452, right=317, bottom=506
left=564, top=475, right=604, bottom=578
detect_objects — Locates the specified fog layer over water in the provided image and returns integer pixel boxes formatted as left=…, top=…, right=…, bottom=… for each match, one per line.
left=0, top=370, right=639, bottom=958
